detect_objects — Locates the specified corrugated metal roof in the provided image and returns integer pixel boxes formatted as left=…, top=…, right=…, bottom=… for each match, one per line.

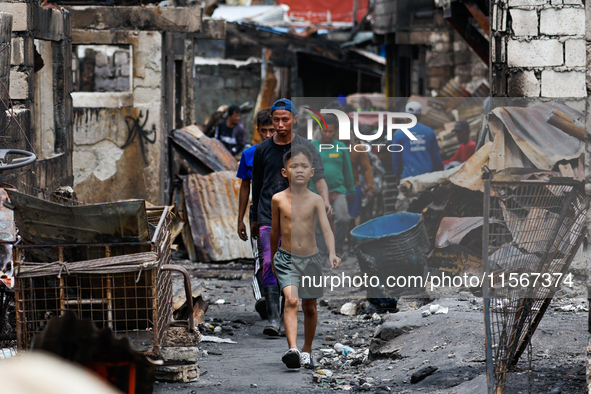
left=183, top=172, right=253, bottom=262
left=170, top=126, right=238, bottom=174
left=450, top=103, right=584, bottom=192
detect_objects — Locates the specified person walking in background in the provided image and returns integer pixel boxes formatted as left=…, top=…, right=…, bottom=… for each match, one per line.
left=391, top=101, right=443, bottom=184
left=442, top=120, right=475, bottom=169
left=310, top=115, right=355, bottom=261
left=346, top=131, right=374, bottom=226
left=214, top=105, right=246, bottom=156
left=236, top=109, right=275, bottom=320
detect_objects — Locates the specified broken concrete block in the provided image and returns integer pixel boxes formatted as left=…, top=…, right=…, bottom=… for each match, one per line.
left=508, top=71, right=540, bottom=97
left=114, top=51, right=129, bottom=66
left=509, top=9, right=538, bottom=37
left=411, top=366, right=438, bottom=384
left=95, top=78, right=116, bottom=91
left=379, top=320, right=417, bottom=341
left=162, top=326, right=201, bottom=347
left=369, top=339, right=401, bottom=360
left=120, top=63, right=130, bottom=77
left=565, top=39, right=586, bottom=67
left=541, top=70, right=586, bottom=97
left=508, top=0, right=546, bottom=6
left=9, top=70, right=29, bottom=100
left=94, top=65, right=112, bottom=78
left=160, top=346, right=199, bottom=365
left=116, top=77, right=130, bottom=91
left=155, top=364, right=199, bottom=383
left=540, top=8, right=585, bottom=36
left=507, top=39, right=562, bottom=68
left=95, top=51, right=109, bottom=67
left=0, top=3, right=30, bottom=32
left=11, top=37, right=24, bottom=66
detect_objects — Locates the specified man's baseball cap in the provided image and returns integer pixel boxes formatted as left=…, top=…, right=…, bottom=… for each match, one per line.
left=405, top=101, right=422, bottom=115
left=453, top=120, right=470, bottom=132
left=271, top=99, right=297, bottom=115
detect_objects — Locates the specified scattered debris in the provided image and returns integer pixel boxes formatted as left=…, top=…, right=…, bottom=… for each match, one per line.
left=315, top=369, right=333, bottom=377
left=556, top=304, right=588, bottom=313
left=429, top=304, right=449, bottom=315
left=340, top=302, right=357, bottom=316
left=170, top=126, right=238, bottom=174
left=157, top=324, right=202, bottom=383
left=200, top=335, right=237, bottom=344
left=7, top=189, right=151, bottom=245
left=335, top=343, right=356, bottom=355
left=410, top=366, right=438, bottom=384
left=218, top=274, right=243, bottom=280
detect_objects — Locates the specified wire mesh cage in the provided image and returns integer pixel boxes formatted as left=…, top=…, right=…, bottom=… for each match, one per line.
left=483, top=178, right=588, bottom=393
left=14, top=206, right=173, bottom=357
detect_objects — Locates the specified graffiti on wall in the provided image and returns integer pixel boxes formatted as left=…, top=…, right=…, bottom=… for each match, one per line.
left=121, top=110, right=156, bottom=166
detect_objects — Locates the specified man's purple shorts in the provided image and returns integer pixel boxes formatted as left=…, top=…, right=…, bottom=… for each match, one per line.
left=258, top=226, right=278, bottom=287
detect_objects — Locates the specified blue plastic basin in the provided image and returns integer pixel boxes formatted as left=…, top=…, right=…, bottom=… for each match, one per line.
left=351, top=212, right=422, bottom=243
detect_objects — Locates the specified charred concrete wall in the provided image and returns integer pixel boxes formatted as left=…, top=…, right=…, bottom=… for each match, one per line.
left=193, top=57, right=261, bottom=136
left=0, top=1, right=73, bottom=197
left=67, top=6, right=201, bottom=205
left=490, top=0, right=587, bottom=97
left=396, top=24, right=489, bottom=93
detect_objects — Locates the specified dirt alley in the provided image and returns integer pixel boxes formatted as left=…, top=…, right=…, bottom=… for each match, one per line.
left=154, top=254, right=588, bottom=394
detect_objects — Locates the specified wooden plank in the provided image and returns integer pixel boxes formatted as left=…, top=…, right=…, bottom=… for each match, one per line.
left=558, top=163, right=575, bottom=178
left=488, top=117, right=505, bottom=171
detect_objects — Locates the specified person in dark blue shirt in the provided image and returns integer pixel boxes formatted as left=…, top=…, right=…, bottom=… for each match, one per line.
left=392, top=101, right=443, bottom=184
left=236, top=109, right=275, bottom=319
left=215, top=105, right=247, bottom=156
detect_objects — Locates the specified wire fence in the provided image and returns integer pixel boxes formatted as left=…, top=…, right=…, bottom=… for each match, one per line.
left=483, top=178, right=587, bottom=393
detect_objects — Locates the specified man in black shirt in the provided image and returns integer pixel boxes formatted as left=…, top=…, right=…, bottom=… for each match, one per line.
left=251, top=99, right=331, bottom=337
left=214, top=105, right=246, bottom=155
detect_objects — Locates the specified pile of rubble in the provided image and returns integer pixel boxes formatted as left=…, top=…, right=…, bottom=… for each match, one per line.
left=156, top=327, right=201, bottom=383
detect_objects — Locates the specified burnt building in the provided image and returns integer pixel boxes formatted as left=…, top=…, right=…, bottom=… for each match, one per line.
left=0, top=1, right=73, bottom=197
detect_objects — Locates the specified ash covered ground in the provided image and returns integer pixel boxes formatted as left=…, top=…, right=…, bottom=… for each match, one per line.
left=154, top=255, right=588, bottom=394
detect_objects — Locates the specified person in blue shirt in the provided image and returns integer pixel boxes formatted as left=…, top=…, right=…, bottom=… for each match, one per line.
left=236, top=109, right=275, bottom=319
left=392, top=101, right=443, bottom=184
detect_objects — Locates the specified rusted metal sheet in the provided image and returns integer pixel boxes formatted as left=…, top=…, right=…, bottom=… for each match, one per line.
left=0, top=189, right=15, bottom=243
left=170, top=127, right=238, bottom=175
left=183, top=172, right=253, bottom=262
left=490, top=103, right=583, bottom=171
left=449, top=141, right=492, bottom=192
left=6, top=189, right=149, bottom=244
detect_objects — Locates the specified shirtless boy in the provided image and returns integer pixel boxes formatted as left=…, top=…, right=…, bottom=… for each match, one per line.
left=270, top=145, right=341, bottom=369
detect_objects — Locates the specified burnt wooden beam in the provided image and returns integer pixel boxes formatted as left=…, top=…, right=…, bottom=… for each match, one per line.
left=463, top=1, right=490, bottom=35
left=445, top=10, right=489, bottom=65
